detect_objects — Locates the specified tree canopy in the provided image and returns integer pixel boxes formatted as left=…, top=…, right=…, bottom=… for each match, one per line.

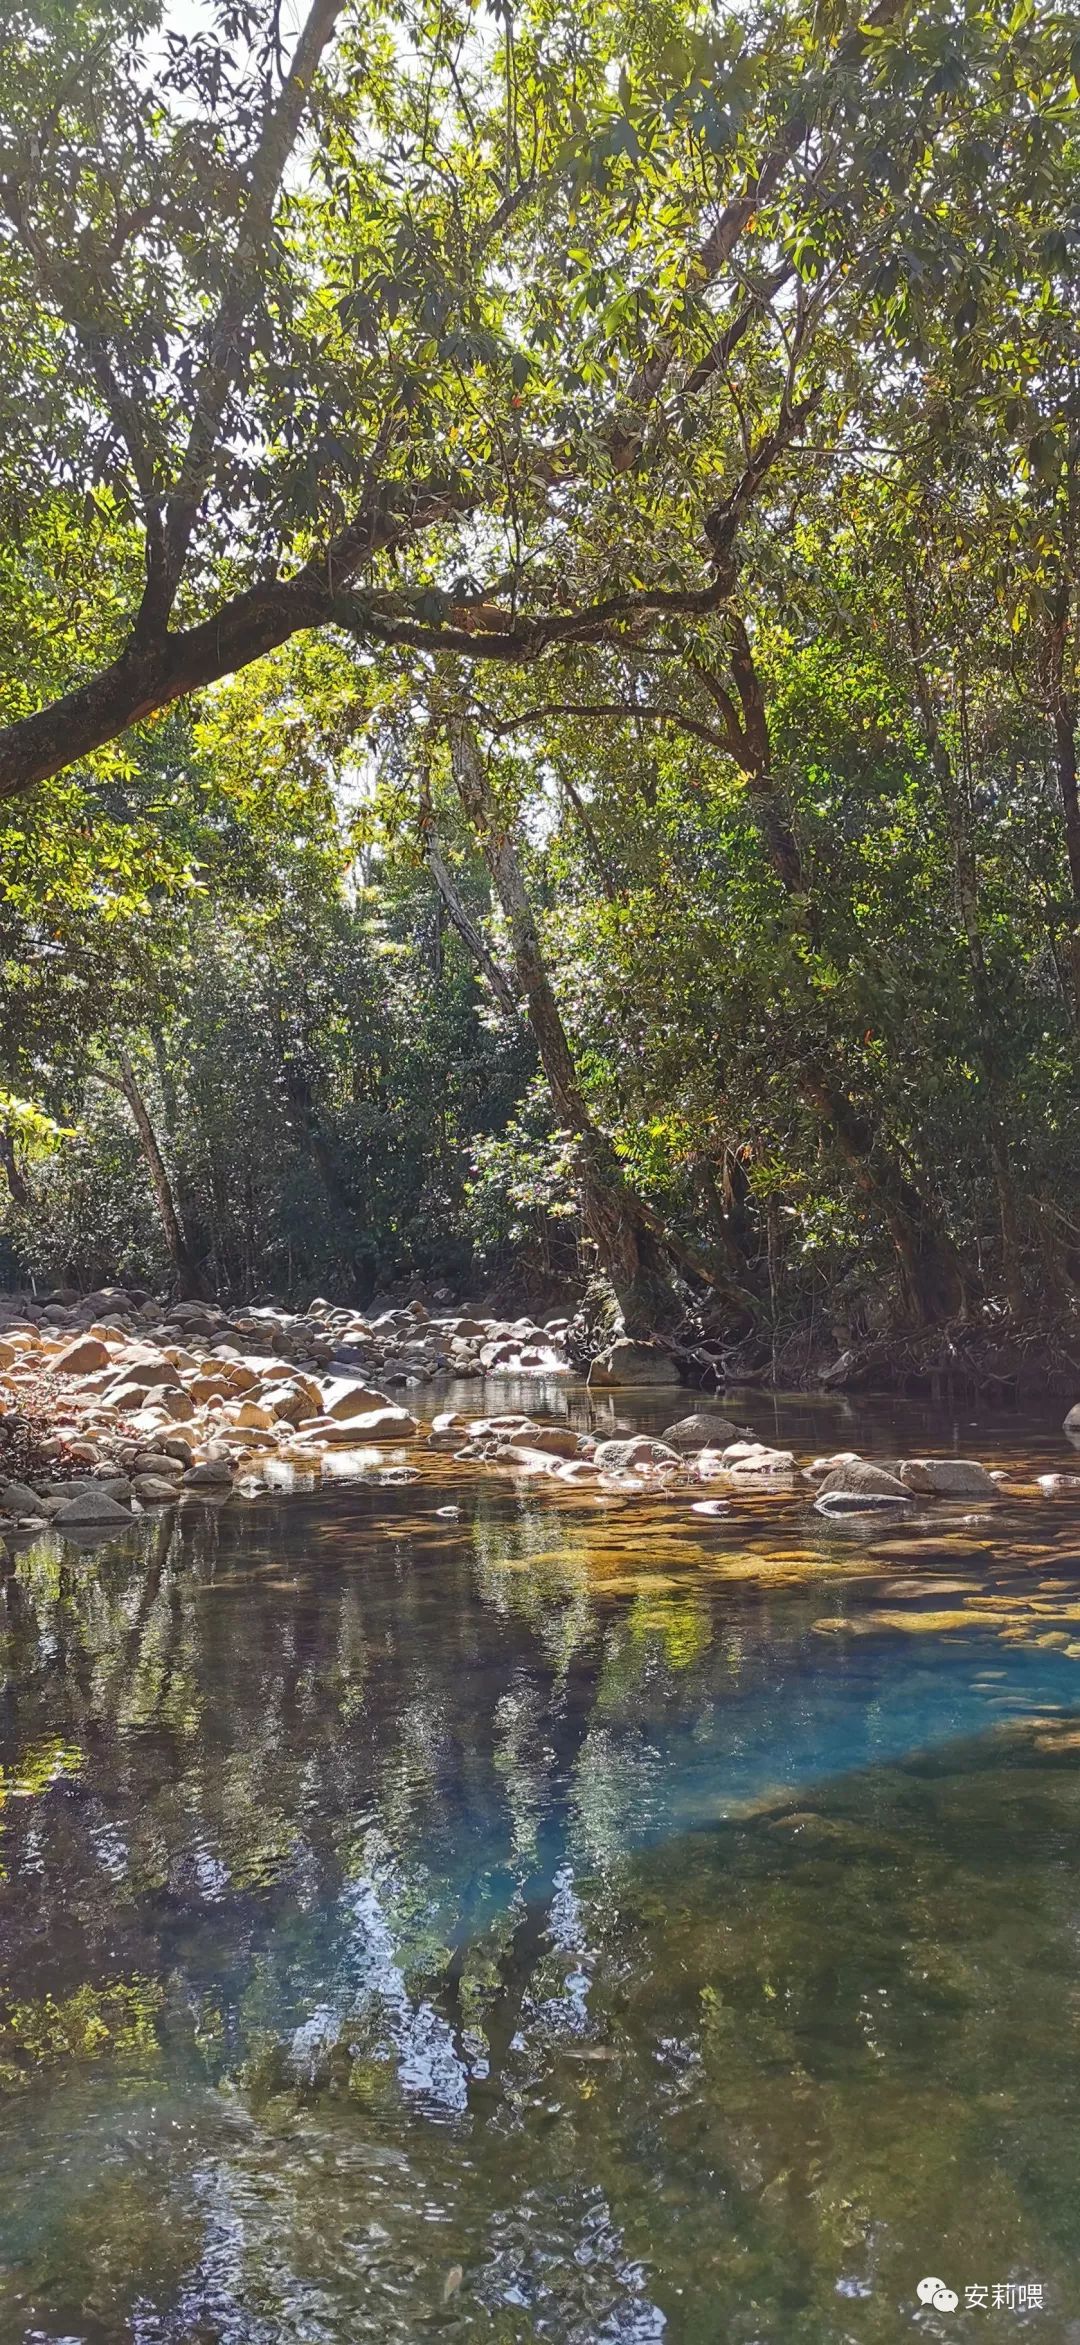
left=1, top=0, right=1079, bottom=1351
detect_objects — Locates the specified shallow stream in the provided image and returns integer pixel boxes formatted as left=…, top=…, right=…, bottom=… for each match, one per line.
left=3, top=1380, right=1080, bottom=2341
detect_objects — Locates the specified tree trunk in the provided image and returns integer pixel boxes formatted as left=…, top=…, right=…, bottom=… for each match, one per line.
left=1053, top=695, right=1080, bottom=1028
left=0, top=1123, right=30, bottom=1207
left=423, top=840, right=520, bottom=1016
left=447, top=714, right=754, bottom=1339
left=114, top=1050, right=205, bottom=1296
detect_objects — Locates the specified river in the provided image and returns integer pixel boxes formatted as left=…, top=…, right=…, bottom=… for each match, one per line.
left=2, top=1378, right=1080, bottom=2341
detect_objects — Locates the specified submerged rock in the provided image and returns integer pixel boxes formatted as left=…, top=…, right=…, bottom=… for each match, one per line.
left=815, top=1489, right=913, bottom=1516
left=520, top=1425, right=580, bottom=1458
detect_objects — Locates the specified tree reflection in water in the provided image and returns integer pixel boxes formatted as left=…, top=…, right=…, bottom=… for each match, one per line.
left=4, top=1475, right=1080, bottom=2339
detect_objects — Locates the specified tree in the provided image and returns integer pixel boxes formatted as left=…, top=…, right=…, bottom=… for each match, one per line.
left=3, top=0, right=1069, bottom=801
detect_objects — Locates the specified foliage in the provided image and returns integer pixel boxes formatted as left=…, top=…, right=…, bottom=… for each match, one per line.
left=0, top=0, right=1078, bottom=1332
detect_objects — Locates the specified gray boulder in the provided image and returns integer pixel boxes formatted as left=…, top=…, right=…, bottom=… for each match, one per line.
left=594, top=1436, right=681, bottom=1469
left=816, top=1459, right=911, bottom=1501
left=132, top=1450, right=185, bottom=1479
left=53, top=1486, right=133, bottom=1527
left=1, top=1479, right=44, bottom=1517
left=898, top=1458, right=999, bottom=1498
left=662, top=1413, right=741, bottom=1452
left=183, top=1459, right=234, bottom=1488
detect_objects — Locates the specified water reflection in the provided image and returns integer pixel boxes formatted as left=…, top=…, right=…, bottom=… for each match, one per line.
left=3, top=1401, right=1080, bottom=2338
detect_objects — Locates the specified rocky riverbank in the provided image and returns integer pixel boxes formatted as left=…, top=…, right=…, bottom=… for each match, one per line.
left=0, top=1285, right=575, bottom=1530
left=2, top=1281, right=1079, bottom=1541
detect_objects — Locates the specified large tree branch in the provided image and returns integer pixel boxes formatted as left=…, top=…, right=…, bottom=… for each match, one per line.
left=0, top=369, right=821, bottom=797
left=0, top=475, right=470, bottom=797
left=339, top=572, right=731, bottom=664
left=0, top=554, right=725, bottom=799
left=154, top=0, right=346, bottom=620
left=483, top=697, right=745, bottom=761
left=1, top=0, right=345, bottom=639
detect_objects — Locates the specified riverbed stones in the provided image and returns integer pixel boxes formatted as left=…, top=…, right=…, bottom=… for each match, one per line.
left=722, top=1441, right=797, bottom=1476
left=587, top=1339, right=681, bottom=1388
left=517, top=1425, right=580, bottom=1458
left=233, top=1400, right=275, bottom=1430
left=594, top=1436, right=681, bottom=1469
left=119, top=1351, right=186, bottom=1388
left=898, top=1458, right=999, bottom=1497
left=132, top=1450, right=185, bottom=1479
left=662, top=1413, right=741, bottom=1451
left=816, top=1459, right=912, bottom=1500
left=53, top=1486, right=134, bottom=1526
left=52, top=1334, right=111, bottom=1375
left=257, top=1382, right=312, bottom=1424
left=1, top=1479, right=43, bottom=1516
left=182, top=1458, right=234, bottom=1488
left=104, top=1379, right=155, bottom=1413
left=132, top=1475, right=181, bottom=1504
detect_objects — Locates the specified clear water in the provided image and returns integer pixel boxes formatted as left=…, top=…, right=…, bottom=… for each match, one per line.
left=4, top=1382, right=1080, bottom=2342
